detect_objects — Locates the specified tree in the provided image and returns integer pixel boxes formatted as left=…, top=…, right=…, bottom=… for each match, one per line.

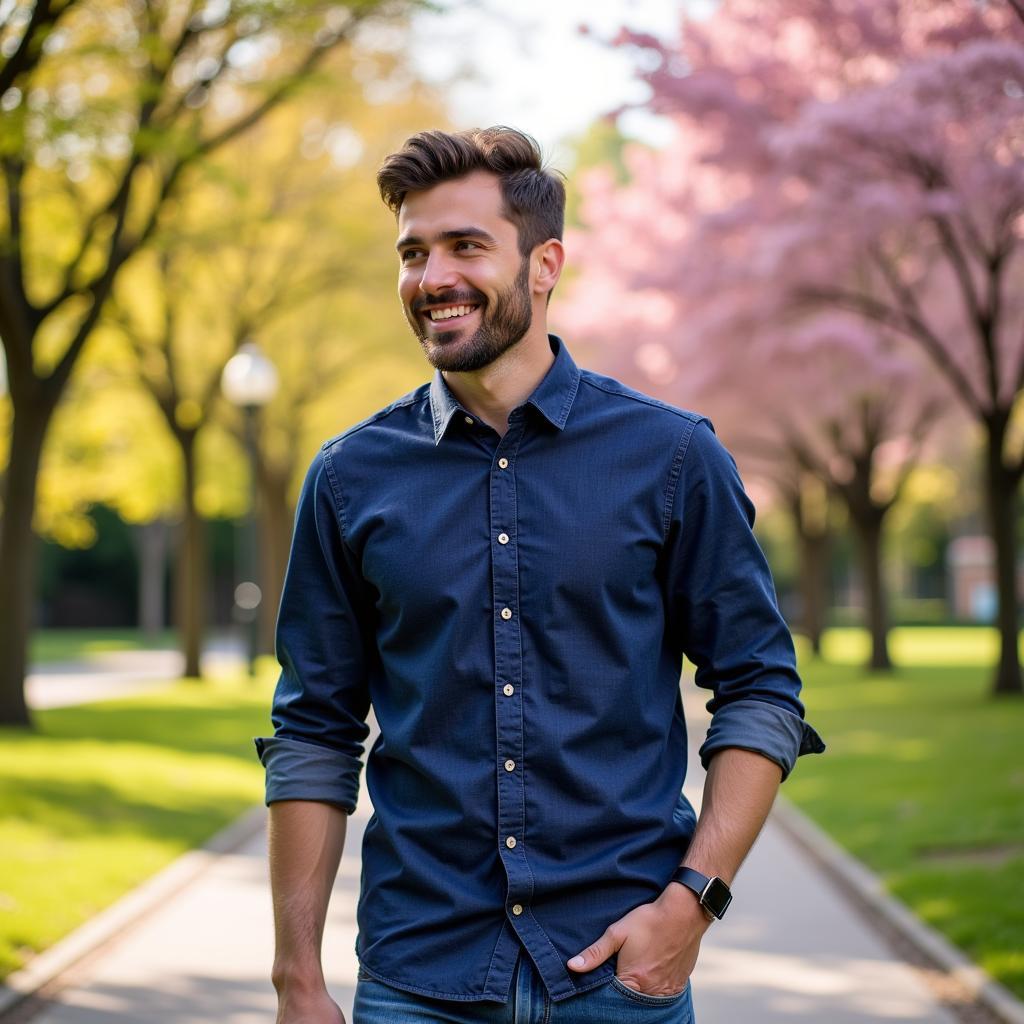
left=745, top=41, right=1024, bottom=693
left=585, top=1, right=1024, bottom=695
left=729, top=326, right=949, bottom=670
left=109, top=35, right=443, bottom=675
left=0, top=0, right=411, bottom=725
left=555, top=114, right=956, bottom=671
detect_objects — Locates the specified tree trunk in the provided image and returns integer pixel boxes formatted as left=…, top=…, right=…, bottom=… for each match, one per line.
left=257, top=467, right=292, bottom=657
left=0, top=402, right=49, bottom=726
left=984, top=416, right=1023, bottom=696
left=797, top=527, right=830, bottom=656
left=175, top=432, right=205, bottom=679
left=135, top=519, right=168, bottom=638
left=850, top=509, right=892, bottom=671
left=787, top=472, right=831, bottom=656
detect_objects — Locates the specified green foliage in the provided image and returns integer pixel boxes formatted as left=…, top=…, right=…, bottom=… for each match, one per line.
left=0, top=671, right=275, bottom=980
left=2, top=13, right=449, bottom=546
left=561, top=119, right=634, bottom=221
left=787, top=627, right=1024, bottom=997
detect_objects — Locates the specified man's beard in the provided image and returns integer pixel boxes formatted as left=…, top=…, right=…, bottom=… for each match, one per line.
left=407, top=257, right=533, bottom=373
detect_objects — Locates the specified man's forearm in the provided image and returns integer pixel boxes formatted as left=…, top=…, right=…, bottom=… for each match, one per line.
left=679, top=746, right=783, bottom=885
left=268, top=799, right=348, bottom=993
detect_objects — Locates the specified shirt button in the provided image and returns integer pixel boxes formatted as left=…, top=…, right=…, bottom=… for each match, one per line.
left=505, top=835, right=517, bottom=849
left=504, top=759, right=515, bottom=772
left=498, top=532, right=509, bottom=545
left=498, top=457, right=509, bottom=469
left=503, top=683, right=514, bottom=696
left=512, top=904, right=523, bottom=916
left=464, top=415, right=474, bottom=425
left=500, top=607, right=512, bottom=620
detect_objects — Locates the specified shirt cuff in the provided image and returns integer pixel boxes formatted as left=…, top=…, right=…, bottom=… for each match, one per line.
left=697, top=698, right=825, bottom=782
left=254, top=735, right=364, bottom=813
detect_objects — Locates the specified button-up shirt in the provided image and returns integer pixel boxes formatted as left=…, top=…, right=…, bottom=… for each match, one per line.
left=254, top=333, right=824, bottom=1004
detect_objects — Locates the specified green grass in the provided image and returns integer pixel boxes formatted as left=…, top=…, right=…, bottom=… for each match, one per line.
left=29, top=629, right=176, bottom=664
left=787, top=627, right=1024, bottom=999
left=0, top=672, right=274, bottom=981
left=814, top=624, right=1024, bottom=667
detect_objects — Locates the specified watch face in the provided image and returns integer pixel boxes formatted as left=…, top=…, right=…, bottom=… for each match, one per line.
left=702, top=877, right=733, bottom=918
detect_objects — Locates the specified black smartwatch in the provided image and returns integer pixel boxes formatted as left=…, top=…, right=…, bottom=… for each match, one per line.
left=669, top=866, right=733, bottom=921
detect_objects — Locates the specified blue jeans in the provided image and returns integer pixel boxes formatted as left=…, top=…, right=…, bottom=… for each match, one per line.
left=352, top=950, right=695, bottom=1023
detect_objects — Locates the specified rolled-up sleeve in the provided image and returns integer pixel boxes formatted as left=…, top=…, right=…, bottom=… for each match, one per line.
left=663, top=417, right=825, bottom=780
left=253, top=445, right=375, bottom=813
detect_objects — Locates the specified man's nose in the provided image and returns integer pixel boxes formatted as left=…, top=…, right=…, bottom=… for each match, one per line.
left=418, top=251, right=458, bottom=295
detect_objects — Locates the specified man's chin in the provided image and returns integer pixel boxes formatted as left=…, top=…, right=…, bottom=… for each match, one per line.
left=423, top=332, right=506, bottom=373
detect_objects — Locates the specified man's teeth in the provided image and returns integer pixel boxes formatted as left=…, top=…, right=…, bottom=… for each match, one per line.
left=429, top=305, right=477, bottom=321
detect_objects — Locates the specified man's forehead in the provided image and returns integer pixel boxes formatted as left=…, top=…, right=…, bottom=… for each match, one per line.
left=397, top=172, right=512, bottom=232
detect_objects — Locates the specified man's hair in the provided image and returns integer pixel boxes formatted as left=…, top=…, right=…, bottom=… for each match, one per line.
left=376, top=127, right=566, bottom=257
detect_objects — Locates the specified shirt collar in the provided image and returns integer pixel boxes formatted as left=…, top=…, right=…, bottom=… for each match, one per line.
left=429, top=334, right=581, bottom=446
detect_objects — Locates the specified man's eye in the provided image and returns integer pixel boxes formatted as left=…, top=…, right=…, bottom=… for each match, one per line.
left=455, top=240, right=479, bottom=251
left=400, top=249, right=424, bottom=262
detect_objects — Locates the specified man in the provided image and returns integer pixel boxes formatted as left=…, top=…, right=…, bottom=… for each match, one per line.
left=255, top=126, right=824, bottom=1024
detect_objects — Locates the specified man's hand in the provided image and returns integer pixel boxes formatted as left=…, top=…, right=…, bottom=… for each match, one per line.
left=566, top=882, right=711, bottom=996
left=275, top=985, right=346, bottom=1024
left=568, top=747, right=781, bottom=995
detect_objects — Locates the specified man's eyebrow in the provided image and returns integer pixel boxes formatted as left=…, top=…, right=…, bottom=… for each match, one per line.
left=395, top=227, right=497, bottom=251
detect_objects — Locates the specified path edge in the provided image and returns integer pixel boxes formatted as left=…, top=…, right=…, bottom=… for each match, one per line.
left=0, top=804, right=268, bottom=1018
left=772, top=794, right=1024, bottom=1024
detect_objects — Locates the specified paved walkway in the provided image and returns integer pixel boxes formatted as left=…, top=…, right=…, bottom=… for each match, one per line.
left=15, top=671, right=957, bottom=1023
left=26, top=642, right=245, bottom=709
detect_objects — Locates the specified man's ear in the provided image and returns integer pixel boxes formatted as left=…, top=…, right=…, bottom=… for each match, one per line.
left=533, top=238, right=566, bottom=298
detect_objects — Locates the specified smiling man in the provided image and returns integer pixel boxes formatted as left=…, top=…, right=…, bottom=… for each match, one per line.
left=256, top=127, right=824, bottom=1024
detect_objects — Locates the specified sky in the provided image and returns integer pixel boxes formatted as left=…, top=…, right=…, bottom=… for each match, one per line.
left=406, top=0, right=692, bottom=165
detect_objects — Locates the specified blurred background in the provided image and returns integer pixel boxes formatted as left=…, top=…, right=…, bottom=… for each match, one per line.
left=1, top=0, right=1022, bottom=1013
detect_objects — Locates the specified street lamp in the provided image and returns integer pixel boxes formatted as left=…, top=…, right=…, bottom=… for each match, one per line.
left=221, top=340, right=279, bottom=676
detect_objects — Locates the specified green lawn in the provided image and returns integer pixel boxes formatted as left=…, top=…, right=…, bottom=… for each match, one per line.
left=29, top=628, right=177, bottom=664
left=0, top=672, right=274, bottom=981
left=787, top=627, right=1024, bottom=999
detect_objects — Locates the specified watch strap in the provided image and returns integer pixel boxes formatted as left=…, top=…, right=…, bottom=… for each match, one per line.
left=669, top=866, right=732, bottom=920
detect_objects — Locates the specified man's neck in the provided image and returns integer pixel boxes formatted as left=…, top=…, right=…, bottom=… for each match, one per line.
left=441, top=326, right=554, bottom=438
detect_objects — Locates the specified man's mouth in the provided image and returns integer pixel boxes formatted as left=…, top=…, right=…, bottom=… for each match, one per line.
left=422, top=303, right=480, bottom=324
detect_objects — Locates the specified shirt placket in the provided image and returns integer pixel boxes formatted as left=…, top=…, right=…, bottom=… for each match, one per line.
left=486, top=409, right=575, bottom=999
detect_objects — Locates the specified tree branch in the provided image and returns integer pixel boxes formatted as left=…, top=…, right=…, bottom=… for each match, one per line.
left=32, top=5, right=370, bottom=408
left=930, top=213, right=1001, bottom=407
left=38, top=12, right=205, bottom=321
left=0, top=0, right=78, bottom=96
left=0, top=156, right=35, bottom=366
left=804, top=275, right=986, bottom=418
left=38, top=153, right=144, bottom=322
left=193, top=31, right=344, bottom=161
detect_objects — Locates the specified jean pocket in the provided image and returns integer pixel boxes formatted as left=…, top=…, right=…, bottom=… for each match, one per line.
left=610, top=975, right=689, bottom=1006
left=356, top=964, right=373, bottom=982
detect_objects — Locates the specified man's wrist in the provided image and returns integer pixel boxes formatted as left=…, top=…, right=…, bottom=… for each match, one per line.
left=657, top=877, right=716, bottom=930
left=271, top=958, right=326, bottom=995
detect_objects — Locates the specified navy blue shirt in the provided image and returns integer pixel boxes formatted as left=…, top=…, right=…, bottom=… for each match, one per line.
left=255, top=333, right=823, bottom=1004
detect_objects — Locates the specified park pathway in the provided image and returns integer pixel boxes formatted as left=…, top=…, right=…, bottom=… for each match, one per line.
left=13, top=678, right=958, bottom=1023
left=25, top=640, right=245, bottom=709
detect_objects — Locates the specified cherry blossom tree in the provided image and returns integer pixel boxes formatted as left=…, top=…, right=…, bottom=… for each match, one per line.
left=558, top=159, right=954, bottom=669
left=741, top=41, right=1024, bottom=694
left=560, top=1, right=1024, bottom=694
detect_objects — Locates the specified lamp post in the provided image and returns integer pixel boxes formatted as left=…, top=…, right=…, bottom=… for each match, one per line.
left=221, top=340, right=279, bottom=676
